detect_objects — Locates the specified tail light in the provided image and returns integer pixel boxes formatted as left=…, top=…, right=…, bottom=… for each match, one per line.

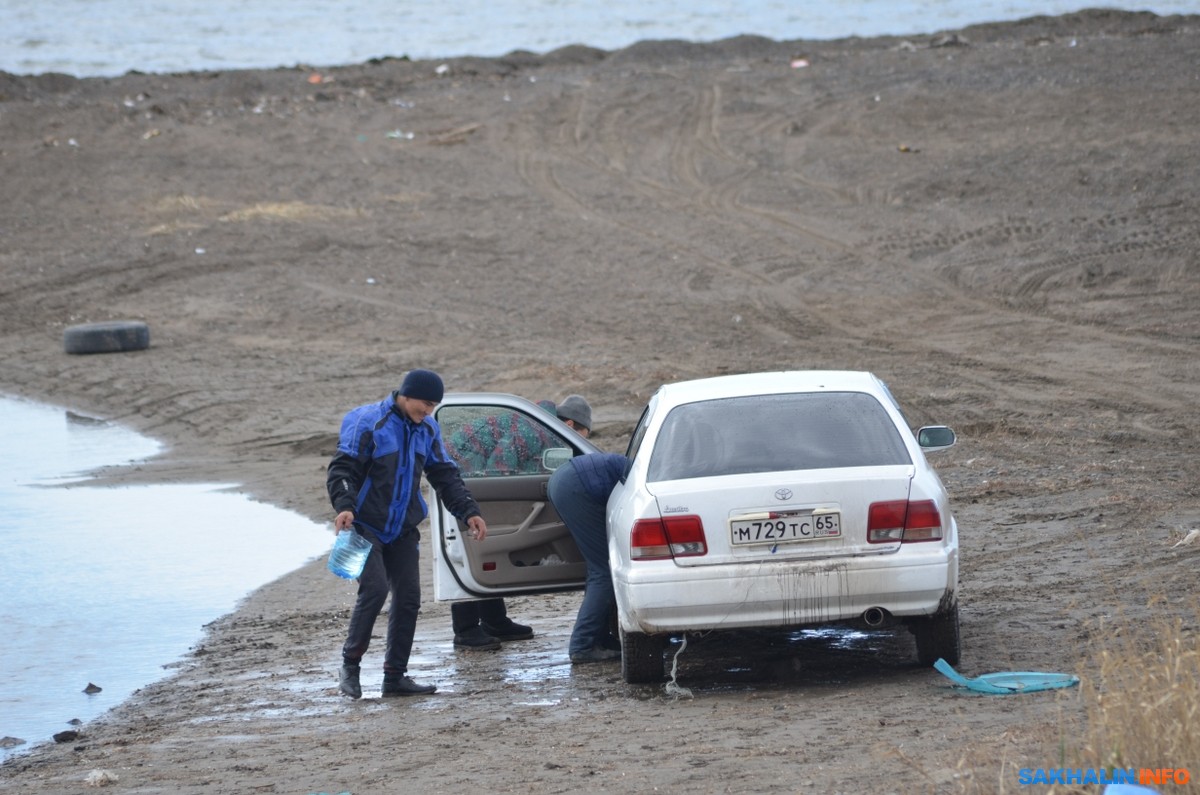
left=631, top=515, right=708, bottom=560
left=867, top=499, right=943, bottom=544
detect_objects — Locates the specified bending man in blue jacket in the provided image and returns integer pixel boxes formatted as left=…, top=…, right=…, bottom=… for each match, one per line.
left=327, top=369, right=489, bottom=699
left=547, top=451, right=629, bottom=664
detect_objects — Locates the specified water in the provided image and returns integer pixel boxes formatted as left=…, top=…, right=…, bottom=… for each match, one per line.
left=0, top=395, right=333, bottom=761
left=3, top=0, right=1198, bottom=78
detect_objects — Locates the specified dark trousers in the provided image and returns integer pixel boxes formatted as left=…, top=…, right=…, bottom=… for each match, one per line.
left=342, top=528, right=421, bottom=676
left=547, top=462, right=615, bottom=656
left=451, top=598, right=508, bottom=634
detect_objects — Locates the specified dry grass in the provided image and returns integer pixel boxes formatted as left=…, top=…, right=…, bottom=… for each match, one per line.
left=218, top=201, right=363, bottom=222
left=944, top=602, right=1199, bottom=794
left=141, top=195, right=363, bottom=232
left=1058, top=604, right=1199, bottom=792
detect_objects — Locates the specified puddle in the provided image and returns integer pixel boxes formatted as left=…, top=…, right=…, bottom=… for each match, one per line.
left=0, top=395, right=332, bottom=761
left=159, top=618, right=927, bottom=732
left=788, top=626, right=882, bottom=650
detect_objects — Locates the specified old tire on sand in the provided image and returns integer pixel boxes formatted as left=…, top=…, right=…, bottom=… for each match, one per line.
left=63, top=321, right=150, bottom=355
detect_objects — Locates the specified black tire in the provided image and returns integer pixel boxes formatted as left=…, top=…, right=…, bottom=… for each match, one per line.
left=913, top=602, right=961, bottom=666
left=620, top=628, right=665, bottom=684
left=63, top=321, right=150, bottom=355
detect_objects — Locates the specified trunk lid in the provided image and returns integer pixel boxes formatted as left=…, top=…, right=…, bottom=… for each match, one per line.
left=647, top=465, right=914, bottom=567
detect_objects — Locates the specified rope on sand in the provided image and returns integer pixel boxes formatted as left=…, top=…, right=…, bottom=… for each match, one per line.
left=663, top=635, right=693, bottom=699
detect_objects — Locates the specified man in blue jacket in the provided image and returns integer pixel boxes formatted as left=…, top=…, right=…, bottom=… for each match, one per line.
left=546, top=451, right=628, bottom=664
left=327, top=369, right=488, bottom=699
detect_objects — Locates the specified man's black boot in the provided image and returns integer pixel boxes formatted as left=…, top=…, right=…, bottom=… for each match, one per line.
left=382, top=674, right=437, bottom=697
left=338, top=664, right=362, bottom=699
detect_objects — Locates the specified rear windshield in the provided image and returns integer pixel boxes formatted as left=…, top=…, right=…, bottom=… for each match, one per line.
left=647, top=392, right=912, bottom=482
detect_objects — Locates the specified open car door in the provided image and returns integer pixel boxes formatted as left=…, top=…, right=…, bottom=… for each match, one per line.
left=431, top=393, right=599, bottom=601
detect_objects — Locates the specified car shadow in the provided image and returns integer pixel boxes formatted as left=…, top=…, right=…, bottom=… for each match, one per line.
left=659, top=625, right=922, bottom=690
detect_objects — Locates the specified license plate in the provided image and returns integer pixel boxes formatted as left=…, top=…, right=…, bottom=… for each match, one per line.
left=729, top=511, right=841, bottom=546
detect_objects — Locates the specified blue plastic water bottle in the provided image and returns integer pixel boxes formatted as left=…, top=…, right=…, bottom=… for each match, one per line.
left=327, top=530, right=372, bottom=579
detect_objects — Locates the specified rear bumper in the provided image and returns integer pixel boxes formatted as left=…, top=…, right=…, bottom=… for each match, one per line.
left=613, top=547, right=958, bottom=634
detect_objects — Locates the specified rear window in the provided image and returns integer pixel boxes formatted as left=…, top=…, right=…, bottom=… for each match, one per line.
left=647, top=392, right=912, bottom=482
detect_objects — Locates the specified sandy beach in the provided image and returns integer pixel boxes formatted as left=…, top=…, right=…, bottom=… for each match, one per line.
left=1, top=9, right=1198, bottom=792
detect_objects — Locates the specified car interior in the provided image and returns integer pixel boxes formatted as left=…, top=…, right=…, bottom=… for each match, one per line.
left=436, top=404, right=587, bottom=591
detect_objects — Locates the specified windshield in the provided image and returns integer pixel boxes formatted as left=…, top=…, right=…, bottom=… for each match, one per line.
left=647, top=392, right=912, bottom=481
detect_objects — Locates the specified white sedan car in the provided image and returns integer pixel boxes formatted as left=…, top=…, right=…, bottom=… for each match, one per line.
left=431, top=371, right=960, bottom=684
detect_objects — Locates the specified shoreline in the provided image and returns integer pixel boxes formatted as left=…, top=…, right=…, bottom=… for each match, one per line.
left=9, top=4, right=1195, bottom=80
left=2, top=10, right=1197, bottom=791
left=0, top=394, right=334, bottom=763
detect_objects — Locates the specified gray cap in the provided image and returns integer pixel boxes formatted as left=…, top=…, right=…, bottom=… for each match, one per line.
left=556, top=394, right=592, bottom=430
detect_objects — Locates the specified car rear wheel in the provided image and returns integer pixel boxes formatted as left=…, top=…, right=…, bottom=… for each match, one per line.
left=912, top=603, right=961, bottom=666
left=620, top=628, right=665, bottom=684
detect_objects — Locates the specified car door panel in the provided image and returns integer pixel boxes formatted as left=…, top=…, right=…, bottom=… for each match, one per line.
left=455, top=473, right=584, bottom=581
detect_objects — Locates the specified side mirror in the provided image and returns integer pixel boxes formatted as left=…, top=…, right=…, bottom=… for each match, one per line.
left=541, top=447, right=574, bottom=472
left=917, top=426, right=956, bottom=452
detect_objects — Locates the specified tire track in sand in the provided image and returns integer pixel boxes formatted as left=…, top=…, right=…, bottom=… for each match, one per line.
left=507, top=75, right=1200, bottom=442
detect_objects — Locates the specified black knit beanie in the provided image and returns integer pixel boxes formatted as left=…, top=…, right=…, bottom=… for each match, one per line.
left=399, top=369, right=444, bottom=403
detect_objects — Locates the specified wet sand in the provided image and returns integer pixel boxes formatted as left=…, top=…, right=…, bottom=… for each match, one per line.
left=1, top=9, right=1198, bottom=792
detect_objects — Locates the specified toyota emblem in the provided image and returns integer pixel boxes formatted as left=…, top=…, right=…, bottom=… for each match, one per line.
left=774, top=488, right=793, bottom=501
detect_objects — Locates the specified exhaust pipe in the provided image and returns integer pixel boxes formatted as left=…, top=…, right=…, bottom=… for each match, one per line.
left=861, top=607, right=889, bottom=628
